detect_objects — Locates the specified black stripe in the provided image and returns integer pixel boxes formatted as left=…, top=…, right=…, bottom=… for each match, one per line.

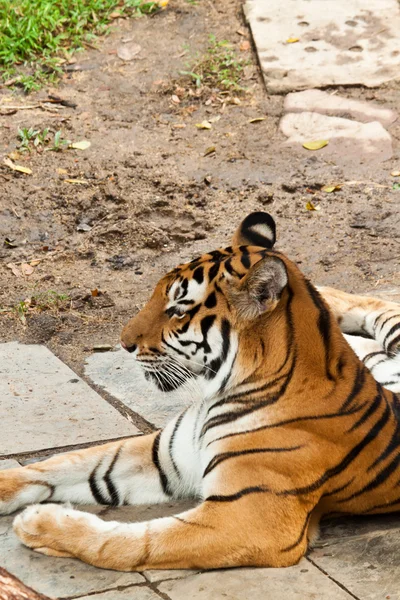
left=205, top=291, right=217, bottom=309
left=281, top=402, right=391, bottom=497
left=363, top=351, right=387, bottom=363
left=104, top=447, right=122, bottom=506
left=348, top=390, right=382, bottom=432
left=206, top=485, right=270, bottom=503
left=304, top=279, right=334, bottom=381
left=89, top=462, right=109, bottom=505
left=207, top=405, right=363, bottom=447
left=193, top=266, right=204, bottom=284
left=369, top=423, right=400, bottom=471
left=338, top=452, right=400, bottom=504
left=201, top=356, right=296, bottom=437
left=340, top=365, right=367, bottom=412
left=363, top=497, right=400, bottom=513
left=207, top=318, right=231, bottom=379
left=208, top=262, right=219, bottom=282
left=387, top=331, right=400, bottom=354
left=282, top=511, right=312, bottom=552
left=168, top=411, right=186, bottom=479
left=203, top=445, right=302, bottom=477
left=152, top=431, right=172, bottom=497
left=173, top=516, right=214, bottom=529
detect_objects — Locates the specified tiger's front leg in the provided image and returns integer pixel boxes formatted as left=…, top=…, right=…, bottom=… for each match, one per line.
left=13, top=480, right=312, bottom=569
left=0, top=432, right=177, bottom=516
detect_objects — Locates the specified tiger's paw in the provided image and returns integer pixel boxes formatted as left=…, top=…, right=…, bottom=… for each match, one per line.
left=13, top=504, right=82, bottom=558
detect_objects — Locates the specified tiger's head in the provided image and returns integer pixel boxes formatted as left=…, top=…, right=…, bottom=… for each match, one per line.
left=121, top=212, right=340, bottom=399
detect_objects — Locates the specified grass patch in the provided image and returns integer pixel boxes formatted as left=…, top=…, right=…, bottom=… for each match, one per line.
left=180, top=34, right=247, bottom=92
left=0, top=0, right=164, bottom=92
left=17, top=127, right=70, bottom=152
left=2, top=291, right=71, bottom=326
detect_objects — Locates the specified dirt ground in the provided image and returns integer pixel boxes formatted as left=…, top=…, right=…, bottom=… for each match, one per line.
left=1, top=0, right=399, bottom=392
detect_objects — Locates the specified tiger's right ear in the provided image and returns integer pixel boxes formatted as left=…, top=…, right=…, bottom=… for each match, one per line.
left=232, top=212, right=276, bottom=248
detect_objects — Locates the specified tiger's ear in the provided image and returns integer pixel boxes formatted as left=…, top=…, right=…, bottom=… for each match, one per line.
left=230, top=255, right=288, bottom=319
left=232, top=212, right=276, bottom=248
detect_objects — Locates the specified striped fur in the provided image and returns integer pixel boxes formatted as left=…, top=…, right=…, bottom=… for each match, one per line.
left=2, top=212, right=400, bottom=571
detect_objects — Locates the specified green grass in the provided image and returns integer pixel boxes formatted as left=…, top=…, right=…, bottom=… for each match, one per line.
left=180, top=34, right=247, bottom=91
left=17, top=127, right=71, bottom=152
left=0, top=0, right=163, bottom=92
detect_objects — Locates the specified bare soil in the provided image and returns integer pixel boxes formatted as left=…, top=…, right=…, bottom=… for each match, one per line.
left=1, top=0, right=399, bottom=391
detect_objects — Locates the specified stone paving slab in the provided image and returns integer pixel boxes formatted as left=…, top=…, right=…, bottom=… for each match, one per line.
left=0, top=511, right=145, bottom=598
left=158, top=561, right=354, bottom=599
left=0, top=459, right=20, bottom=470
left=76, top=588, right=161, bottom=600
left=85, top=346, right=193, bottom=428
left=310, top=518, right=400, bottom=600
left=245, top=0, right=400, bottom=93
left=284, top=89, right=397, bottom=126
left=0, top=342, right=137, bottom=455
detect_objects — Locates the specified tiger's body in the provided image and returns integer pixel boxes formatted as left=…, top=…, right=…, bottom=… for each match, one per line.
left=1, top=212, right=400, bottom=572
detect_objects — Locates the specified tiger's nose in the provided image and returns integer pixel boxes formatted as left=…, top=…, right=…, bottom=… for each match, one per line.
left=121, top=341, right=137, bottom=353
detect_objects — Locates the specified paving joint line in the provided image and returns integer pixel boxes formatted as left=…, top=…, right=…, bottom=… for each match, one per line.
left=0, top=435, right=138, bottom=462
left=60, top=578, right=175, bottom=600
left=306, top=556, right=362, bottom=600
left=48, top=344, right=157, bottom=435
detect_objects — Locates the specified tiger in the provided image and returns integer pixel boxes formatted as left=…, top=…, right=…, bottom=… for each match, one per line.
left=1, top=211, right=400, bottom=572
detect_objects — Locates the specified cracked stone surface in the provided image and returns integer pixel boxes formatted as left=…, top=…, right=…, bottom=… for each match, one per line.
left=0, top=510, right=145, bottom=598
left=0, top=342, right=137, bottom=455
left=284, top=89, right=397, bottom=126
left=310, top=516, right=400, bottom=600
left=159, top=561, right=354, bottom=599
left=245, top=0, right=400, bottom=93
left=85, top=346, right=193, bottom=428
left=76, top=587, right=161, bottom=600
left=280, top=112, right=392, bottom=165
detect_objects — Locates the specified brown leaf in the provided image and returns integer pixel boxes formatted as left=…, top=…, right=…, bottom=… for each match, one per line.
left=6, top=263, right=21, bottom=277
left=91, top=288, right=99, bottom=297
left=240, top=40, right=251, bottom=51
left=4, top=157, right=32, bottom=175
left=21, top=263, right=34, bottom=276
left=204, top=146, right=216, bottom=156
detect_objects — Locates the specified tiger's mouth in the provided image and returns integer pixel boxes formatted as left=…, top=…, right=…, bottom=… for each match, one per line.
left=143, top=368, right=184, bottom=392
left=139, top=358, right=197, bottom=393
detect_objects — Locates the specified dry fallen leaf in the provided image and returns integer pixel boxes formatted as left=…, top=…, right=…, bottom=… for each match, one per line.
left=240, top=40, right=251, bottom=51
left=302, top=140, right=329, bottom=151
left=305, top=200, right=321, bottom=211
left=249, top=117, right=266, bottom=123
left=391, top=170, right=400, bottom=177
left=8, top=151, right=20, bottom=161
left=65, top=179, right=89, bottom=185
left=286, top=37, right=300, bottom=43
left=70, top=140, right=91, bottom=150
left=321, top=184, right=341, bottom=193
left=204, top=146, right=216, bottom=156
left=196, top=121, right=212, bottom=130
left=6, top=263, right=21, bottom=277
left=20, top=263, right=34, bottom=276
left=91, top=288, right=99, bottom=297
left=30, top=259, right=41, bottom=267
left=57, top=168, right=69, bottom=175
left=4, top=157, right=32, bottom=175
left=171, top=95, right=180, bottom=104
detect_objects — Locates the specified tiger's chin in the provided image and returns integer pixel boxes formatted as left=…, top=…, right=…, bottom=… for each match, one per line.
left=144, top=369, right=186, bottom=392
